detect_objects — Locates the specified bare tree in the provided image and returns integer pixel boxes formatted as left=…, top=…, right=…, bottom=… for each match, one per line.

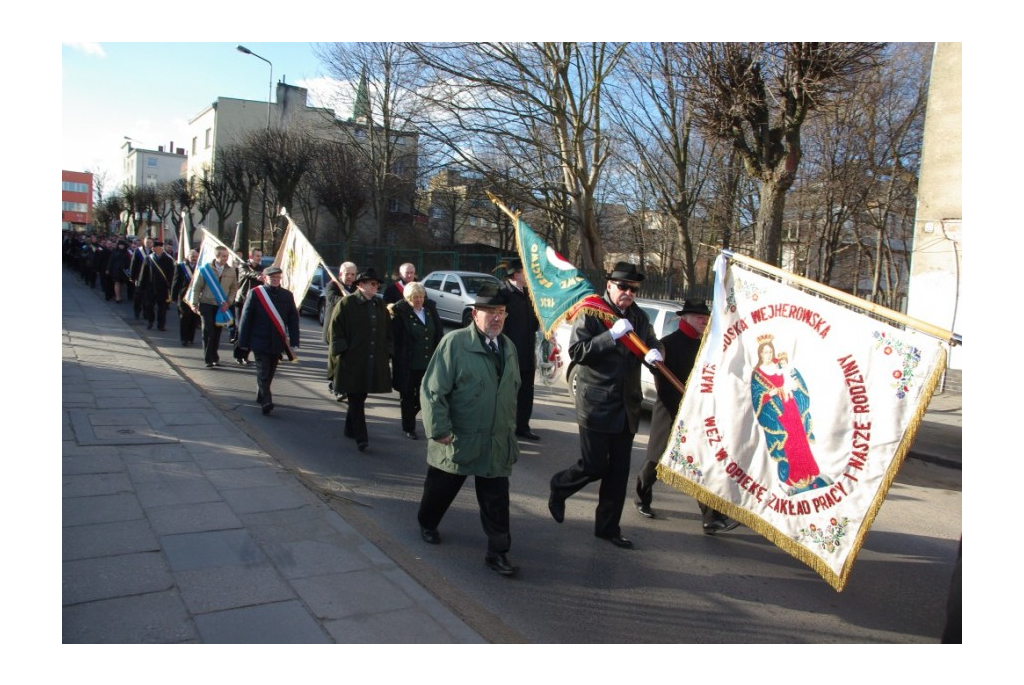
left=315, top=42, right=425, bottom=244
left=307, top=140, right=370, bottom=254
left=216, top=144, right=261, bottom=248
left=408, top=42, right=628, bottom=269
left=686, top=42, right=886, bottom=266
left=610, top=42, right=720, bottom=286
left=249, top=127, right=318, bottom=250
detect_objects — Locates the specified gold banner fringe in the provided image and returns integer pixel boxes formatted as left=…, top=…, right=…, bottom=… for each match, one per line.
left=657, top=344, right=947, bottom=592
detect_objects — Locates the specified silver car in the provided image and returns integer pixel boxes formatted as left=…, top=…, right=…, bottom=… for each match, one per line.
left=421, top=270, right=504, bottom=325
left=554, top=298, right=685, bottom=411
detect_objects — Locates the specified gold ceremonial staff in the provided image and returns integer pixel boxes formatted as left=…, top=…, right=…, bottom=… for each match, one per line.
left=718, top=248, right=962, bottom=347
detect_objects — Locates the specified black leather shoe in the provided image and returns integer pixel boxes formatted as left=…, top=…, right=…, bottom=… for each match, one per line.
left=420, top=527, right=441, bottom=545
left=515, top=430, right=540, bottom=441
left=404, top=431, right=418, bottom=440
left=636, top=503, right=655, bottom=519
left=261, top=403, right=274, bottom=415
left=548, top=490, right=564, bottom=523
left=485, top=552, right=519, bottom=577
left=357, top=441, right=368, bottom=452
left=205, top=363, right=214, bottom=368
left=703, top=518, right=740, bottom=535
left=599, top=534, right=634, bottom=549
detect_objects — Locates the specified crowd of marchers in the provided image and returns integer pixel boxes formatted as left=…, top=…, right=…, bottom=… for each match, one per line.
left=64, top=234, right=739, bottom=578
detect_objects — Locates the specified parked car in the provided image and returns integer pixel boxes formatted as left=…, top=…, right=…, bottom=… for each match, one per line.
left=554, top=297, right=685, bottom=411
left=421, top=270, right=504, bottom=325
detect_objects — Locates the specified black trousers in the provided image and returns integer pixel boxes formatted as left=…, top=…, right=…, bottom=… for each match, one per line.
left=635, top=459, right=726, bottom=525
left=344, top=392, right=369, bottom=443
left=551, top=426, right=634, bottom=538
left=144, top=292, right=169, bottom=329
left=199, top=303, right=226, bottom=364
left=133, top=285, right=146, bottom=318
left=636, top=398, right=728, bottom=525
left=178, top=303, right=200, bottom=344
left=400, top=369, right=426, bottom=433
left=417, top=466, right=511, bottom=553
left=254, top=352, right=280, bottom=406
left=515, top=360, right=536, bottom=433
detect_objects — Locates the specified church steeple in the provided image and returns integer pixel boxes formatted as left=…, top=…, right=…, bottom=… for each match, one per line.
left=351, top=70, right=370, bottom=123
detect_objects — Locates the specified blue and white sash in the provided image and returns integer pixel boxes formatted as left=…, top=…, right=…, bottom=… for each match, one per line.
left=200, top=263, right=234, bottom=327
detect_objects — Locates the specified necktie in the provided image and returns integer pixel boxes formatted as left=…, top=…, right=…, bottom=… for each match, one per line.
left=488, top=339, right=499, bottom=356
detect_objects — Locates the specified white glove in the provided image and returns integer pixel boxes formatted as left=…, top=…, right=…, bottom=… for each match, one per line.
left=609, top=318, right=633, bottom=340
left=644, top=348, right=663, bottom=365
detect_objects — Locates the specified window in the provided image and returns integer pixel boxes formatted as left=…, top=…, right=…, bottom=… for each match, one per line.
left=442, top=278, right=462, bottom=295
left=431, top=207, right=444, bottom=219
left=469, top=216, right=477, bottom=226
left=62, top=181, right=89, bottom=193
left=192, top=137, right=198, bottom=155
left=205, top=128, right=212, bottom=148
left=63, top=201, right=89, bottom=212
left=388, top=199, right=399, bottom=212
left=147, top=156, right=158, bottom=167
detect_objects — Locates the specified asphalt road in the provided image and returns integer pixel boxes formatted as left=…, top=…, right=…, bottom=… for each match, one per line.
left=129, top=308, right=962, bottom=644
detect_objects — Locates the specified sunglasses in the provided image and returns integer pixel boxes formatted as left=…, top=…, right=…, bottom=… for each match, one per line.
left=613, top=281, right=640, bottom=294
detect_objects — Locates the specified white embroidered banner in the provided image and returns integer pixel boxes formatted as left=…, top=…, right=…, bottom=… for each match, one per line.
left=273, top=212, right=322, bottom=312
left=658, top=255, right=947, bottom=591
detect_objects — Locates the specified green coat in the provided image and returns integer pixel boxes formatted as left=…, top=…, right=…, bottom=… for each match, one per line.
left=328, top=292, right=393, bottom=394
left=420, top=325, right=521, bottom=478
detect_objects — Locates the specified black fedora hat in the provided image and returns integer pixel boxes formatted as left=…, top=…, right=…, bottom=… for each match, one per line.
left=676, top=298, right=710, bottom=316
left=606, top=261, right=645, bottom=282
left=505, top=257, right=524, bottom=277
left=472, top=283, right=510, bottom=308
left=355, top=268, right=383, bottom=284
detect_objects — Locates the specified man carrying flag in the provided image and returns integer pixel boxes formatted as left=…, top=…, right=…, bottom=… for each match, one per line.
left=548, top=262, right=664, bottom=550
left=188, top=245, right=239, bottom=368
left=237, top=266, right=300, bottom=415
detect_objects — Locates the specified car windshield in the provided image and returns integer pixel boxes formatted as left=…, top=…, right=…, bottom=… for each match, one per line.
left=462, top=276, right=499, bottom=294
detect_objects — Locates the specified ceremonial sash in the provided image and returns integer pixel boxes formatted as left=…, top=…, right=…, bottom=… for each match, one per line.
left=252, top=286, right=296, bottom=361
left=200, top=263, right=234, bottom=327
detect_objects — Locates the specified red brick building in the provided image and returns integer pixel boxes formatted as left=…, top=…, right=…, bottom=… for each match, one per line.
left=62, top=170, right=93, bottom=232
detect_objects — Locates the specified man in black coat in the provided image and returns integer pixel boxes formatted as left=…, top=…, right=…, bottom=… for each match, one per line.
left=634, top=298, right=739, bottom=534
left=383, top=262, right=417, bottom=305
left=237, top=266, right=300, bottom=415
left=129, top=237, right=153, bottom=320
left=548, top=262, right=664, bottom=549
left=139, top=240, right=176, bottom=331
left=171, top=249, right=201, bottom=346
left=500, top=258, right=542, bottom=440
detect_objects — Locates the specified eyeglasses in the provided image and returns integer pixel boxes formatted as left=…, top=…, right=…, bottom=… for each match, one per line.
left=613, top=281, right=640, bottom=294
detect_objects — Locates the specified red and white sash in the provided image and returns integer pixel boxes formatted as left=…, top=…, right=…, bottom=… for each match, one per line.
left=252, top=286, right=296, bottom=361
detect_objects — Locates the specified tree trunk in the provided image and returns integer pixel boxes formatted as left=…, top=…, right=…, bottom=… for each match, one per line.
left=754, top=180, right=786, bottom=266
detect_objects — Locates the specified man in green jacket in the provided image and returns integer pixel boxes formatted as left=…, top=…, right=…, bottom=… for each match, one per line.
left=416, top=284, right=522, bottom=577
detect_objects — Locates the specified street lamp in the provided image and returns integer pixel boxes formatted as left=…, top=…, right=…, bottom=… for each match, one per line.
left=236, top=44, right=273, bottom=252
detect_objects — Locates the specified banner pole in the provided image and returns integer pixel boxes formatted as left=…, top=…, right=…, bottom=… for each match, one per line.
left=718, top=248, right=960, bottom=346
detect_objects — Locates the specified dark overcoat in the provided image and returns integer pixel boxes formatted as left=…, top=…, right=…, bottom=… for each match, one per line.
left=328, top=291, right=393, bottom=394
left=568, top=294, right=663, bottom=435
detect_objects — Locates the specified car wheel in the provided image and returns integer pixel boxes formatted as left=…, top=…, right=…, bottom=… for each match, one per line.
left=318, top=299, right=326, bottom=326
left=461, top=308, right=473, bottom=327
left=567, top=365, right=579, bottom=403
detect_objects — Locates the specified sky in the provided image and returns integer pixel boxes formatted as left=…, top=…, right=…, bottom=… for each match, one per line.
left=62, top=42, right=339, bottom=184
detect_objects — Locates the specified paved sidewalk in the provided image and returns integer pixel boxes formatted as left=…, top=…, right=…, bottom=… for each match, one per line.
left=62, top=269, right=484, bottom=643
